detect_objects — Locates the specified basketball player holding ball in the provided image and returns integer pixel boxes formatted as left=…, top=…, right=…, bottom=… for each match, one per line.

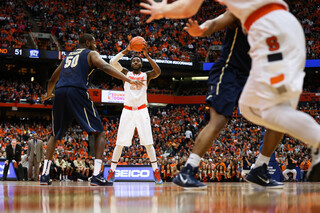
left=108, top=37, right=163, bottom=184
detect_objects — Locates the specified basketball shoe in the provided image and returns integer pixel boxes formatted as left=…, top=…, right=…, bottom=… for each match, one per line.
left=307, top=148, right=320, bottom=182
left=245, top=164, right=284, bottom=188
left=40, top=174, right=52, bottom=185
left=106, top=169, right=115, bottom=183
left=90, top=172, right=113, bottom=186
left=173, top=164, right=207, bottom=189
left=154, top=169, right=163, bottom=185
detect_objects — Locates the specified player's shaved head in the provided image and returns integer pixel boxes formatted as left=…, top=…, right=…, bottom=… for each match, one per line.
left=79, top=34, right=94, bottom=45
left=131, top=55, right=142, bottom=64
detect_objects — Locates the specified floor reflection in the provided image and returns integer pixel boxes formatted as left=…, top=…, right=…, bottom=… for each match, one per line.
left=0, top=182, right=319, bottom=213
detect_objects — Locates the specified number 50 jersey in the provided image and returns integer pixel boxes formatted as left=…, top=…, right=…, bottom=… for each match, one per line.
left=56, top=48, right=92, bottom=90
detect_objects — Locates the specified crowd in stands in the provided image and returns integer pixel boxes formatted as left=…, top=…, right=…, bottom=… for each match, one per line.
left=1, top=0, right=31, bottom=49
left=0, top=80, right=45, bottom=104
left=0, top=103, right=318, bottom=182
left=1, top=0, right=319, bottom=61
left=1, top=77, right=319, bottom=105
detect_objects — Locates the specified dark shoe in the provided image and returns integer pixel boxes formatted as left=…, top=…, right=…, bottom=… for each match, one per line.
left=106, top=169, right=115, bottom=183
left=40, top=174, right=52, bottom=185
left=245, top=164, right=284, bottom=188
left=173, top=164, right=207, bottom=189
left=154, top=169, right=163, bottom=185
left=90, top=172, right=113, bottom=186
left=307, top=148, right=320, bottom=182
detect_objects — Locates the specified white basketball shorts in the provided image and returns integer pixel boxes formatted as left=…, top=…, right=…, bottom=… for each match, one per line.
left=116, top=107, right=153, bottom=146
left=239, top=10, right=306, bottom=110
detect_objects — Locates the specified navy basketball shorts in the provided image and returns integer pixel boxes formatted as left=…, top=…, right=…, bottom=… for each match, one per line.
left=206, top=64, right=248, bottom=117
left=52, top=87, right=104, bottom=140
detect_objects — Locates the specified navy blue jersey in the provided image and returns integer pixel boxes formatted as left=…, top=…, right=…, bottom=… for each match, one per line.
left=56, top=48, right=93, bottom=90
left=215, top=27, right=251, bottom=75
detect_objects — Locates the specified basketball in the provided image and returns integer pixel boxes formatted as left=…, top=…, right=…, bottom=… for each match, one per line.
left=130, top=36, right=146, bottom=52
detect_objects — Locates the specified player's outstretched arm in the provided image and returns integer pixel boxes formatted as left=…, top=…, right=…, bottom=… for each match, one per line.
left=184, top=11, right=237, bottom=37
left=90, top=51, right=144, bottom=87
left=43, top=60, right=64, bottom=101
left=140, top=0, right=204, bottom=23
left=109, top=46, right=132, bottom=74
left=143, top=46, right=161, bottom=81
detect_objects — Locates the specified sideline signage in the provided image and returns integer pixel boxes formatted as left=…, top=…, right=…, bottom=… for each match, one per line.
left=104, top=165, right=155, bottom=182
left=0, top=161, right=18, bottom=180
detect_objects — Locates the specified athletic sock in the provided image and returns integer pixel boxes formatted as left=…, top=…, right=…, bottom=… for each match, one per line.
left=145, top=145, right=158, bottom=171
left=253, top=154, right=270, bottom=169
left=42, top=160, right=52, bottom=176
left=93, top=159, right=102, bottom=176
left=185, top=153, right=201, bottom=168
left=111, top=145, right=123, bottom=171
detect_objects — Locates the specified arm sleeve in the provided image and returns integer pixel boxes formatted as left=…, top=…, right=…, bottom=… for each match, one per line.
left=109, top=52, right=124, bottom=71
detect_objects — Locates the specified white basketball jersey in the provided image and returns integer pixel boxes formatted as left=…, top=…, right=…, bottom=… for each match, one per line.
left=124, top=71, right=148, bottom=107
left=217, top=0, right=288, bottom=25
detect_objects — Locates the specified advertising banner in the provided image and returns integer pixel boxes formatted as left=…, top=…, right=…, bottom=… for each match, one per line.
left=0, top=162, right=17, bottom=179
left=104, top=166, right=155, bottom=182
left=101, top=90, right=125, bottom=103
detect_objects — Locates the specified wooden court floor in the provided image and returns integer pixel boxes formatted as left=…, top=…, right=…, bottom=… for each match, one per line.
left=0, top=181, right=319, bottom=213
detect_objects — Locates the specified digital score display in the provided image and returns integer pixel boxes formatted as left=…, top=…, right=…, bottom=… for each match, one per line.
left=0, top=48, right=24, bottom=56
left=0, top=48, right=69, bottom=60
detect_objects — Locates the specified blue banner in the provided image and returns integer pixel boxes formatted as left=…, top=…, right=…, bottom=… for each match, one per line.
left=203, top=59, right=320, bottom=71
left=0, top=162, right=18, bottom=179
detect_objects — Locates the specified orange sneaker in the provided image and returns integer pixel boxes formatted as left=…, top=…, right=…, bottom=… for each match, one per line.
left=106, top=169, right=115, bottom=182
left=154, top=169, right=163, bottom=185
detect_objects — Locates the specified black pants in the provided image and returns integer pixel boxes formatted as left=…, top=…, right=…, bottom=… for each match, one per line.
left=2, top=161, right=23, bottom=180
left=22, top=167, right=28, bottom=180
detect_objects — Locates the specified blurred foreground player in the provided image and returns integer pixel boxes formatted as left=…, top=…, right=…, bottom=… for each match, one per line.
left=41, top=34, right=144, bottom=186
left=140, top=0, right=320, bottom=185
left=170, top=12, right=253, bottom=189
left=108, top=43, right=163, bottom=184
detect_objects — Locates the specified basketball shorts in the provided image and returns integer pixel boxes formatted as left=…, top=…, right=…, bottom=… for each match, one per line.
left=239, top=10, right=306, bottom=111
left=206, top=63, right=248, bottom=117
left=116, top=107, right=153, bottom=146
left=52, top=87, right=104, bottom=140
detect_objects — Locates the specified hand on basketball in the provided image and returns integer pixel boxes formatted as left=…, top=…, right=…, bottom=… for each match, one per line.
left=184, top=19, right=208, bottom=37
left=142, top=44, right=148, bottom=56
left=140, top=0, right=167, bottom=23
left=127, top=43, right=133, bottom=51
left=42, top=93, right=54, bottom=101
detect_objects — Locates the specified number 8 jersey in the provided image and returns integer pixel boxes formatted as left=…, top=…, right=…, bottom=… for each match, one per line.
left=56, top=48, right=92, bottom=90
left=124, top=71, right=148, bottom=107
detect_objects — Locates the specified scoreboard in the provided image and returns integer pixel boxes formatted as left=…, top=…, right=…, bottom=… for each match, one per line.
left=0, top=48, right=68, bottom=60
left=0, top=48, right=195, bottom=69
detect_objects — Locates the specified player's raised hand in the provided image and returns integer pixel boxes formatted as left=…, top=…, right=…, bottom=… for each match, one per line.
left=184, top=19, right=208, bottom=37
left=123, top=44, right=132, bottom=55
left=142, top=44, right=148, bottom=57
left=127, top=43, right=133, bottom=51
left=140, top=0, right=167, bottom=23
left=42, top=93, right=54, bottom=101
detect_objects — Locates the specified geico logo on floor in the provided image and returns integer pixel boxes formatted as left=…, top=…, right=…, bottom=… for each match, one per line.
left=114, top=170, right=150, bottom=178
